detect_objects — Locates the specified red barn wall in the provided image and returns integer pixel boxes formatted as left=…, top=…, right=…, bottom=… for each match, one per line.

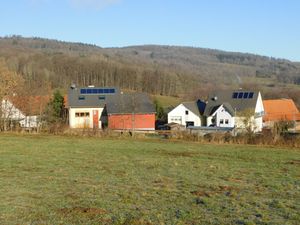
left=108, top=114, right=155, bottom=130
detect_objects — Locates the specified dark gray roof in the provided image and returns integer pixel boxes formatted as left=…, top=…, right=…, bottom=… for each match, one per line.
left=182, top=101, right=201, bottom=117
left=179, top=99, right=206, bottom=117
left=204, top=90, right=259, bottom=116
left=223, top=102, right=235, bottom=116
left=106, top=93, right=155, bottom=114
left=68, top=87, right=155, bottom=114
left=68, top=87, right=119, bottom=108
left=209, top=102, right=235, bottom=116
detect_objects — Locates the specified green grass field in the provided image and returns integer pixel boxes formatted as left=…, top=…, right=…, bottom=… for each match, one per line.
left=0, top=135, right=299, bottom=225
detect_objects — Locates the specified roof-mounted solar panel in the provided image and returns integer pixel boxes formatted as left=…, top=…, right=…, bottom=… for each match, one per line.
left=249, top=92, right=254, bottom=98
left=238, top=92, right=243, bottom=98
left=243, top=92, right=249, bottom=98
left=232, top=92, right=238, bottom=99
left=80, top=87, right=117, bottom=95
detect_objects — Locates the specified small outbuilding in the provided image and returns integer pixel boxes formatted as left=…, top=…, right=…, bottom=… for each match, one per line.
left=106, top=93, right=156, bottom=131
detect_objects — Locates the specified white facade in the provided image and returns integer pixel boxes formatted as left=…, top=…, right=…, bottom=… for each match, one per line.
left=1, top=99, right=25, bottom=121
left=69, top=107, right=104, bottom=129
left=19, top=116, right=39, bottom=128
left=1, top=99, right=41, bottom=128
left=253, top=92, right=264, bottom=132
left=168, top=104, right=202, bottom=127
left=207, top=105, right=235, bottom=128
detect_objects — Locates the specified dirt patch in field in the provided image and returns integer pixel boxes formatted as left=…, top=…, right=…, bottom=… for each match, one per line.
left=287, top=160, right=300, bottom=165
left=191, top=185, right=240, bottom=197
left=153, top=177, right=175, bottom=190
left=158, top=149, right=199, bottom=158
left=60, top=207, right=107, bottom=216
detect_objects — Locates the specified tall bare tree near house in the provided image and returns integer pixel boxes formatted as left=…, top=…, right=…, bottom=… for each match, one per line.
left=0, top=58, right=24, bottom=131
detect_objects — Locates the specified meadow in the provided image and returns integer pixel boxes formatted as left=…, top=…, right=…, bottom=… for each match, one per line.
left=0, top=134, right=299, bottom=224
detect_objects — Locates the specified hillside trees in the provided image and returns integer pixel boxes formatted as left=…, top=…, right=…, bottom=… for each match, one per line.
left=1, top=36, right=300, bottom=104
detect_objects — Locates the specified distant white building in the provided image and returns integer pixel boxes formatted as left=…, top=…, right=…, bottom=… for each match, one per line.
left=1, top=96, right=49, bottom=129
left=204, top=90, right=264, bottom=132
left=206, top=103, right=235, bottom=128
left=168, top=100, right=206, bottom=127
left=168, top=90, right=265, bottom=133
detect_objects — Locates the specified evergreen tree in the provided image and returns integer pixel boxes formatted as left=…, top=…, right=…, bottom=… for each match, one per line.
left=46, top=90, right=64, bottom=123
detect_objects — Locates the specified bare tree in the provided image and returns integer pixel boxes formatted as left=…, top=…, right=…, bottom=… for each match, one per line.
left=0, top=58, right=25, bottom=130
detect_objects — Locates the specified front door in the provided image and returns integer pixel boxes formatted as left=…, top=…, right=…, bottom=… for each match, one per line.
left=93, top=110, right=99, bottom=129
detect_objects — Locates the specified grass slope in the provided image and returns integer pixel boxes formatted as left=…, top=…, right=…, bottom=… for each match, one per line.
left=0, top=135, right=299, bottom=224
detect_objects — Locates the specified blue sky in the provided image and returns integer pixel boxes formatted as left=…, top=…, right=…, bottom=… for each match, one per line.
left=0, top=0, right=299, bottom=61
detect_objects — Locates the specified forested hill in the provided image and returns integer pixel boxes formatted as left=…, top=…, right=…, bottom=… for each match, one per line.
left=1, top=36, right=300, bottom=98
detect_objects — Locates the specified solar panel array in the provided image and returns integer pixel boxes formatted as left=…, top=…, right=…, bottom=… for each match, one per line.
left=232, top=92, right=254, bottom=99
left=80, top=88, right=116, bottom=94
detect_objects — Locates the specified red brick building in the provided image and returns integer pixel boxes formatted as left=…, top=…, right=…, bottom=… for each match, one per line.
left=106, top=93, right=155, bottom=131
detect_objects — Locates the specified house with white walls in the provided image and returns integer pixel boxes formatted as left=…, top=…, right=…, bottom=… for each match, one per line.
left=168, top=100, right=206, bottom=127
left=204, top=90, right=265, bottom=132
left=1, top=96, right=49, bottom=129
left=67, top=86, right=118, bottom=129
left=67, top=86, right=156, bottom=130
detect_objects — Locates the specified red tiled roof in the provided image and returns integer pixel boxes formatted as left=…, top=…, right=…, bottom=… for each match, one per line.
left=263, top=99, right=300, bottom=122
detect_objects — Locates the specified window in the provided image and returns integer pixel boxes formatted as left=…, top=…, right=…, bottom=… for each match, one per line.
left=220, top=119, right=224, bottom=124
left=171, top=116, right=181, bottom=122
left=78, top=96, right=85, bottom=100
left=185, top=110, right=189, bottom=115
left=232, top=92, right=238, bottom=99
left=225, top=119, right=229, bottom=124
left=75, top=112, right=90, bottom=117
left=99, top=96, right=105, bottom=100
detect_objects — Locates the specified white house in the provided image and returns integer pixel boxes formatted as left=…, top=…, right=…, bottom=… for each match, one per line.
left=204, top=90, right=264, bottom=132
left=206, top=103, right=235, bottom=128
left=67, top=86, right=117, bottom=129
left=1, top=96, right=48, bottom=129
left=168, top=100, right=206, bottom=127
left=1, top=98, right=25, bottom=123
